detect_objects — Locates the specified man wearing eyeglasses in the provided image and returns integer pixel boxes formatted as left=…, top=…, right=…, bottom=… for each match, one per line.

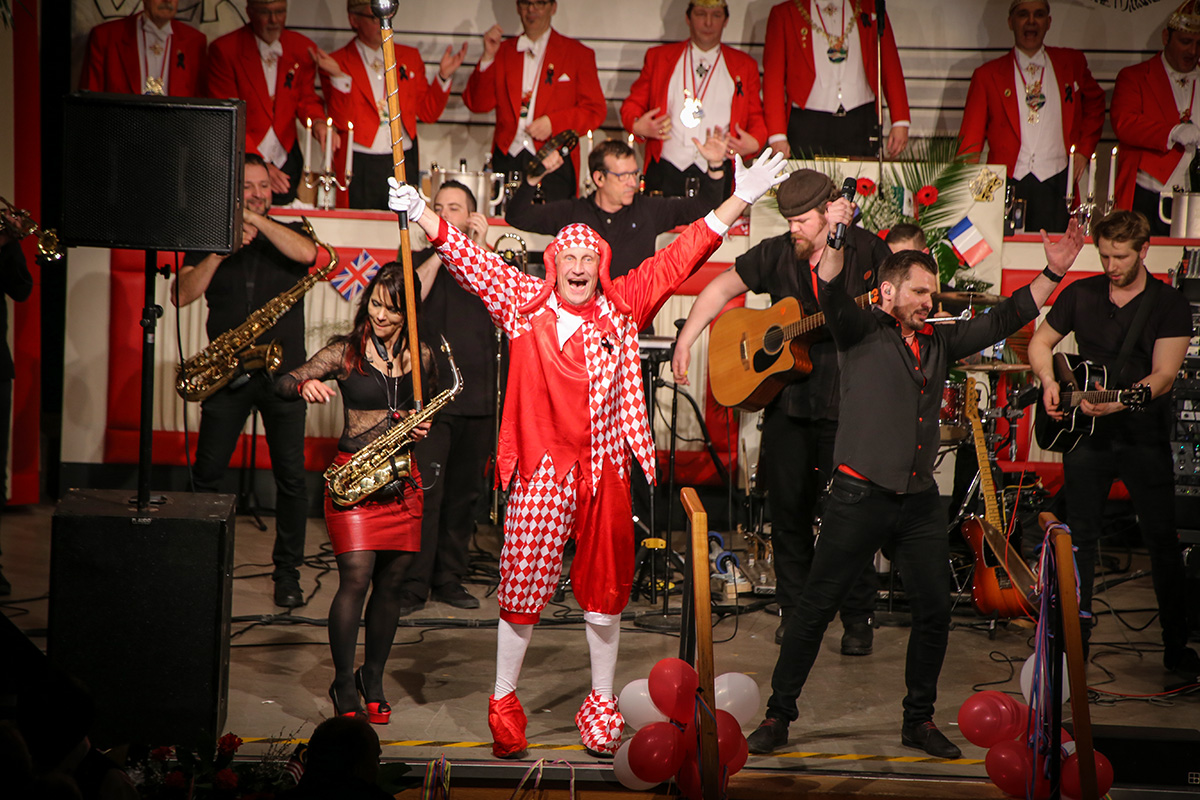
left=463, top=0, right=606, bottom=202
left=620, top=0, right=767, bottom=197
left=506, top=139, right=728, bottom=280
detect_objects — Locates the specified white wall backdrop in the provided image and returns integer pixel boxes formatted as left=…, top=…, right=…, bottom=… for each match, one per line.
left=70, top=0, right=1182, bottom=174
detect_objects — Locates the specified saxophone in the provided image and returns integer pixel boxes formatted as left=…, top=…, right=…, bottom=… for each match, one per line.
left=175, top=218, right=340, bottom=401
left=325, top=338, right=463, bottom=507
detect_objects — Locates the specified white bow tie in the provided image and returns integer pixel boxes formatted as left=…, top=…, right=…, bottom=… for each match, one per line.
left=259, top=40, right=284, bottom=62
left=142, top=18, right=172, bottom=43
left=516, top=35, right=542, bottom=58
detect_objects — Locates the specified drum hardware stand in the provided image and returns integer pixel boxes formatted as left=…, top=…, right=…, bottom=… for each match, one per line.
left=236, top=408, right=268, bottom=532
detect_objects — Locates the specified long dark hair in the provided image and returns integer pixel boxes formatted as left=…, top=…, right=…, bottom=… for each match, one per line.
left=330, top=261, right=420, bottom=375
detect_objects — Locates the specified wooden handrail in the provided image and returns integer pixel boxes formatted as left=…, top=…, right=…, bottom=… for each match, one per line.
left=682, top=488, right=720, bottom=800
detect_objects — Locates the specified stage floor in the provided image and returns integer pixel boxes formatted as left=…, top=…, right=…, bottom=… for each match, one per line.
left=2, top=501, right=1197, bottom=789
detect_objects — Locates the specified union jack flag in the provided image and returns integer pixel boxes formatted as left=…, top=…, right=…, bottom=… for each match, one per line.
left=331, top=250, right=381, bottom=302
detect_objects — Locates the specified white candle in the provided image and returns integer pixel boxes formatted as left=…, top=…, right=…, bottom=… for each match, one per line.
left=628, top=132, right=635, bottom=146
left=345, top=122, right=355, bottom=176
left=1108, top=146, right=1118, bottom=202
left=1066, top=145, right=1075, bottom=201
left=323, top=117, right=334, bottom=173
left=304, top=117, right=312, bottom=171
left=1088, top=152, right=1097, bottom=199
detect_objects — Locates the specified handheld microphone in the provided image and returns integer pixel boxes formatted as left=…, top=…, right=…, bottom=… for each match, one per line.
left=827, top=177, right=857, bottom=251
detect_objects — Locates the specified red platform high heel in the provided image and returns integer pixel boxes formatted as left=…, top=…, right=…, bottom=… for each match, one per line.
left=355, top=668, right=391, bottom=725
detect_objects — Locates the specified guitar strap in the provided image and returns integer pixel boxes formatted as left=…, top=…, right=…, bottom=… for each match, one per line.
left=1111, top=276, right=1160, bottom=384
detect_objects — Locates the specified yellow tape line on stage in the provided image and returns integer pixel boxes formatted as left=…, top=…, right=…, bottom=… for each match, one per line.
left=241, top=737, right=982, bottom=765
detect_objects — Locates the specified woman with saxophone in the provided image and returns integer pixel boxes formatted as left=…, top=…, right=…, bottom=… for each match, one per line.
left=276, top=262, right=435, bottom=723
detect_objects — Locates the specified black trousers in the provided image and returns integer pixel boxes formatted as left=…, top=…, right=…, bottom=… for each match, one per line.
left=768, top=476, right=950, bottom=726
left=1062, top=427, right=1191, bottom=656
left=0, top=379, right=9, bottom=561
left=760, top=408, right=877, bottom=625
left=1012, top=169, right=1069, bottom=234
left=348, top=143, right=420, bottom=210
left=272, top=142, right=305, bottom=207
left=192, top=371, right=308, bottom=581
left=405, top=414, right=493, bottom=598
left=643, top=157, right=731, bottom=199
left=493, top=147, right=577, bottom=202
left=787, top=102, right=878, bottom=159
left=1133, top=184, right=1171, bottom=237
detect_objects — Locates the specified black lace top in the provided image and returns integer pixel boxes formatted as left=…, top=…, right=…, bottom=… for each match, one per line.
left=276, top=341, right=437, bottom=453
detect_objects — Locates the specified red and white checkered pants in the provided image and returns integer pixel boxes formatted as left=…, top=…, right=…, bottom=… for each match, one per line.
left=499, top=456, right=634, bottom=624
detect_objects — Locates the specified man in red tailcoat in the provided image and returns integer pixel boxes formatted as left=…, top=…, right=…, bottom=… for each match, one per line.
left=462, top=0, right=607, bottom=201
left=206, top=0, right=326, bottom=205
left=958, top=1, right=1105, bottom=234
left=1111, top=0, right=1200, bottom=235
left=763, top=0, right=909, bottom=159
left=80, top=0, right=207, bottom=97
left=620, top=0, right=767, bottom=197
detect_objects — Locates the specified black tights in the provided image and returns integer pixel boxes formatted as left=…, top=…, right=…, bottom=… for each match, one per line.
left=328, top=549, right=414, bottom=707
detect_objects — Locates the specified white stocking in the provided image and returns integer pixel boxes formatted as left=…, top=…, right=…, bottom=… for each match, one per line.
left=494, top=619, right=534, bottom=698
left=585, top=617, right=621, bottom=699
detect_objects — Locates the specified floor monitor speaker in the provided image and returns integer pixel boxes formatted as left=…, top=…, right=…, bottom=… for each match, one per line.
left=49, top=489, right=236, bottom=746
left=60, top=93, right=245, bottom=253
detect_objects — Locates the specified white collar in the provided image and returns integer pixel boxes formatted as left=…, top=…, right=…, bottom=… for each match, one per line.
left=1014, top=47, right=1047, bottom=71
left=691, top=41, right=720, bottom=61
left=1163, top=52, right=1197, bottom=83
left=547, top=293, right=611, bottom=350
left=516, top=29, right=550, bottom=58
left=355, top=38, right=384, bottom=67
left=141, top=13, right=173, bottom=41
left=256, top=36, right=284, bottom=60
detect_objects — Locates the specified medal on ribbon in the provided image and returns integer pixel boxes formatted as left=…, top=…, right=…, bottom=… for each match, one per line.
left=680, top=90, right=704, bottom=129
left=144, top=76, right=165, bottom=95
left=1025, top=80, right=1046, bottom=124
left=826, top=37, right=848, bottom=63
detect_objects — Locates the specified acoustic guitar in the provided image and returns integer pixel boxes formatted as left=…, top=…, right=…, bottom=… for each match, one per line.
left=1033, top=352, right=1151, bottom=453
left=707, top=292, right=874, bottom=411
left=960, top=377, right=1039, bottom=619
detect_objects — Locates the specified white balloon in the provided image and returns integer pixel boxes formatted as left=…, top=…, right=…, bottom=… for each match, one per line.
left=612, top=741, right=659, bottom=790
left=619, top=678, right=669, bottom=730
left=713, top=672, right=761, bottom=727
left=1019, top=653, right=1071, bottom=704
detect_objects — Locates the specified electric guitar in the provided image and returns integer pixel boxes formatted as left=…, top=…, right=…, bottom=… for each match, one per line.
left=706, top=291, right=875, bottom=411
left=1033, top=353, right=1151, bottom=454
left=960, top=377, right=1039, bottom=619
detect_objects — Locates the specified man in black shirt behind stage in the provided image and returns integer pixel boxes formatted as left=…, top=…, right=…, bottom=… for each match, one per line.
left=400, top=180, right=498, bottom=614
left=673, top=169, right=888, bottom=654
left=745, top=197, right=1085, bottom=759
left=1028, top=210, right=1199, bottom=680
left=505, top=138, right=727, bottom=279
left=174, top=153, right=318, bottom=609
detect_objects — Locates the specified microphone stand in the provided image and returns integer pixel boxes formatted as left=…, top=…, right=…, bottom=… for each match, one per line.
left=875, top=0, right=887, bottom=170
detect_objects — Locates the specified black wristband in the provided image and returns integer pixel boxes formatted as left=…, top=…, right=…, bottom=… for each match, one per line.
left=1042, top=266, right=1064, bottom=283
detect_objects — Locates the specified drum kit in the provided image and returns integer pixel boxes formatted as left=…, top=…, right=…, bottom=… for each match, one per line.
left=932, top=291, right=1032, bottom=448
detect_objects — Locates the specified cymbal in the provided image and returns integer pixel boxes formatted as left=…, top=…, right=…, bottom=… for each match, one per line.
left=934, top=291, right=1005, bottom=306
left=957, top=361, right=1031, bottom=372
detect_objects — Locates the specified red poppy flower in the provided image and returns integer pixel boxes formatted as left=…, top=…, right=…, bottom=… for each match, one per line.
left=916, top=185, right=939, bottom=206
left=214, top=768, right=238, bottom=792
left=150, top=746, right=173, bottom=763
left=856, top=177, right=877, bottom=197
left=877, top=227, right=891, bottom=241
left=164, top=770, right=186, bottom=789
left=217, top=733, right=243, bottom=757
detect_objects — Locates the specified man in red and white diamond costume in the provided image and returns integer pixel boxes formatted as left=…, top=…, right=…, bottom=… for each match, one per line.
left=389, top=151, right=787, bottom=759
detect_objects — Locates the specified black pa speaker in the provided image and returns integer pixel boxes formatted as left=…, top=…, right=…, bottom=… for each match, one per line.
left=60, top=93, right=245, bottom=253
left=49, top=489, right=236, bottom=747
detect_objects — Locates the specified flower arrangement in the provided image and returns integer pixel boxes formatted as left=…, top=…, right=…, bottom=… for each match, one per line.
left=132, top=733, right=304, bottom=800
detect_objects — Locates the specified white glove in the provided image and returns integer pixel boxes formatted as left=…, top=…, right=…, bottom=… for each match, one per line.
left=1169, top=122, right=1200, bottom=149
left=387, top=177, right=426, bottom=220
left=733, top=148, right=789, bottom=205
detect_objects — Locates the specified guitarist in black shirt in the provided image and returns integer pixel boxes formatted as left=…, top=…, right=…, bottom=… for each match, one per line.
left=1028, top=210, right=1198, bottom=679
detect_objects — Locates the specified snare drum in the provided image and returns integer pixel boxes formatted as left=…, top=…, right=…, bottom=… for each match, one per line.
left=939, top=381, right=968, bottom=444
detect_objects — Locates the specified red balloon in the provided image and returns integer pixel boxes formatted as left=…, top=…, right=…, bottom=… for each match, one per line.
left=985, top=740, right=1032, bottom=798
left=1002, top=701, right=1032, bottom=742
left=727, top=733, right=749, bottom=776
left=959, top=691, right=1016, bottom=748
left=714, top=710, right=744, bottom=766
left=627, top=722, right=685, bottom=784
left=648, top=658, right=700, bottom=723
left=1060, top=750, right=1114, bottom=799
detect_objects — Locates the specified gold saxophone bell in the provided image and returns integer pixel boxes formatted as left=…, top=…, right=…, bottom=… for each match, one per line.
left=493, top=232, right=528, bottom=272
left=1, top=196, right=63, bottom=262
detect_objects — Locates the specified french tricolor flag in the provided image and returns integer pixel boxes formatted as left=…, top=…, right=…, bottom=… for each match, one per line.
left=948, top=216, right=993, bottom=267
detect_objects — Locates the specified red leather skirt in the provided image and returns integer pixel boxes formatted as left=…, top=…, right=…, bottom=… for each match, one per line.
left=323, top=451, right=422, bottom=555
